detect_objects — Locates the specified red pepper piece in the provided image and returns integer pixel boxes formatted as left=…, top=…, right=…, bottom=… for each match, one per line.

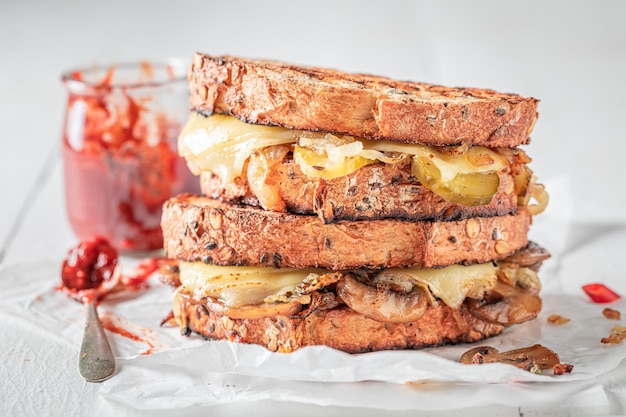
left=582, top=283, right=621, bottom=303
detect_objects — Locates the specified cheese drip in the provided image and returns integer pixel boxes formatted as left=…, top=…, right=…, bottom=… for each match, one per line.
left=179, top=261, right=499, bottom=310
left=178, top=113, right=300, bottom=182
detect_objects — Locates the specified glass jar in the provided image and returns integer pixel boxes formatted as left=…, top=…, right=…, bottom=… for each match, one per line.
left=61, top=60, right=199, bottom=252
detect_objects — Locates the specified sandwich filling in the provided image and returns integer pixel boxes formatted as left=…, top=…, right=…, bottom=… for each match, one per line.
left=179, top=113, right=547, bottom=213
left=170, top=244, right=545, bottom=326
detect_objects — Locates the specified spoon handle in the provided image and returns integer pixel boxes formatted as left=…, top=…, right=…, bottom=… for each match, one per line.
left=78, top=299, right=116, bottom=382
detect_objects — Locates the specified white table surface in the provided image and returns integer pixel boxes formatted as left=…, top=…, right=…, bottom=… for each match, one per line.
left=2, top=1, right=626, bottom=416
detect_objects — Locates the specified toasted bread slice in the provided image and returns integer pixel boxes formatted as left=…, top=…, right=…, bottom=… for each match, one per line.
left=161, top=195, right=531, bottom=270
left=173, top=288, right=506, bottom=353
left=188, top=53, right=538, bottom=147
left=200, top=158, right=519, bottom=223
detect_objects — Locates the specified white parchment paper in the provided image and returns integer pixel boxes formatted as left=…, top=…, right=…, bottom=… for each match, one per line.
left=2, top=177, right=626, bottom=411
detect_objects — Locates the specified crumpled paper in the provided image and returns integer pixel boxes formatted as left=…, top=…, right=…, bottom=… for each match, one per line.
left=2, top=176, right=626, bottom=411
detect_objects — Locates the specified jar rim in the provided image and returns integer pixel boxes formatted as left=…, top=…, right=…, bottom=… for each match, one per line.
left=61, top=58, right=188, bottom=93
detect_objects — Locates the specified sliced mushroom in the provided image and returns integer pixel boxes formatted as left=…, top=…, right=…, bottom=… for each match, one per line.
left=460, top=344, right=561, bottom=372
left=466, top=281, right=541, bottom=325
left=336, top=273, right=428, bottom=323
left=460, top=346, right=499, bottom=365
left=501, top=242, right=551, bottom=271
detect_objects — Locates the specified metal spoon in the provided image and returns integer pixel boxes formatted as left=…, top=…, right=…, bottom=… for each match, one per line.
left=78, top=295, right=116, bottom=382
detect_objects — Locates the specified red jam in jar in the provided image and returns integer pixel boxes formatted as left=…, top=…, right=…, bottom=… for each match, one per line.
left=61, top=61, right=198, bottom=252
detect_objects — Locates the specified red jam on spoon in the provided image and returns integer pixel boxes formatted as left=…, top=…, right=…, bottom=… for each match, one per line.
left=61, top=236, right=119, bottom=301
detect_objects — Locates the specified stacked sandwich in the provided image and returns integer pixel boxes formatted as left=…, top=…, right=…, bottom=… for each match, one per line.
left=160, top=53, right=550, bottom=353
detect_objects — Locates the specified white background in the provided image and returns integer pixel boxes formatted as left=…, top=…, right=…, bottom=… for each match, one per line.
left=1, top=1, right=626, bottom=416
left=2, top=0, right=626, bottom=254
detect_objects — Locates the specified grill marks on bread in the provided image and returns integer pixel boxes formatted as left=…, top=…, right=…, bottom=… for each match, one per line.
left=189, top=54, right=538, bottom=147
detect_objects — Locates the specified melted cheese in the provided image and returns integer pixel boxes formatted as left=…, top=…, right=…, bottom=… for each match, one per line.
left=178, top=113, right=513, bottom=183
left=178, top=113, right=301, bottom=182
left=179, top=261, right=498, bottom=309
left=390, top=263, right=497, bottom=309
left=178, top=262, right=325, bottom=307
left=366, top=141, right=509, bottom=181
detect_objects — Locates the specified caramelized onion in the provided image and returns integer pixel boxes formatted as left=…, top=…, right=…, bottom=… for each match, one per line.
left=246, top=145, right=290, bottom=211
left=205, top=296, right=303, bottom=319
left=336, top=274, right=428, bottom=323
left=516, top=172, right=549, bottom=215
left=467, top=281, right=542, bottom=325
left=294, top=145, right=376, bottom=180
left=528, top=180, right=549, bottom=216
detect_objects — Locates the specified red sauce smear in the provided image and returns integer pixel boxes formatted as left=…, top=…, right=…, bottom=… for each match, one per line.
left=121, top=257, right=166, bottom=290
left=100, top=315, right=160, bottom=355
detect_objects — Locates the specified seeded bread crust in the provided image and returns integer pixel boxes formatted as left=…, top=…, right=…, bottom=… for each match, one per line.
left=200, top=159, right=518, bottom=223
left=174, top=289, right=506, bottom=353
left=188, top=53, right=539, bottom=148
left=161, top=195, right=531, bottom=270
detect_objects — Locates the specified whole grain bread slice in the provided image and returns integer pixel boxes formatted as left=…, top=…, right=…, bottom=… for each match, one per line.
left=162, top=195, right=531, bottom=270
left=173, top=289, right=506, bottom=353
left=188, top=53, right=539, bottom=147
left=200, top=158, right=519, bottom=223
